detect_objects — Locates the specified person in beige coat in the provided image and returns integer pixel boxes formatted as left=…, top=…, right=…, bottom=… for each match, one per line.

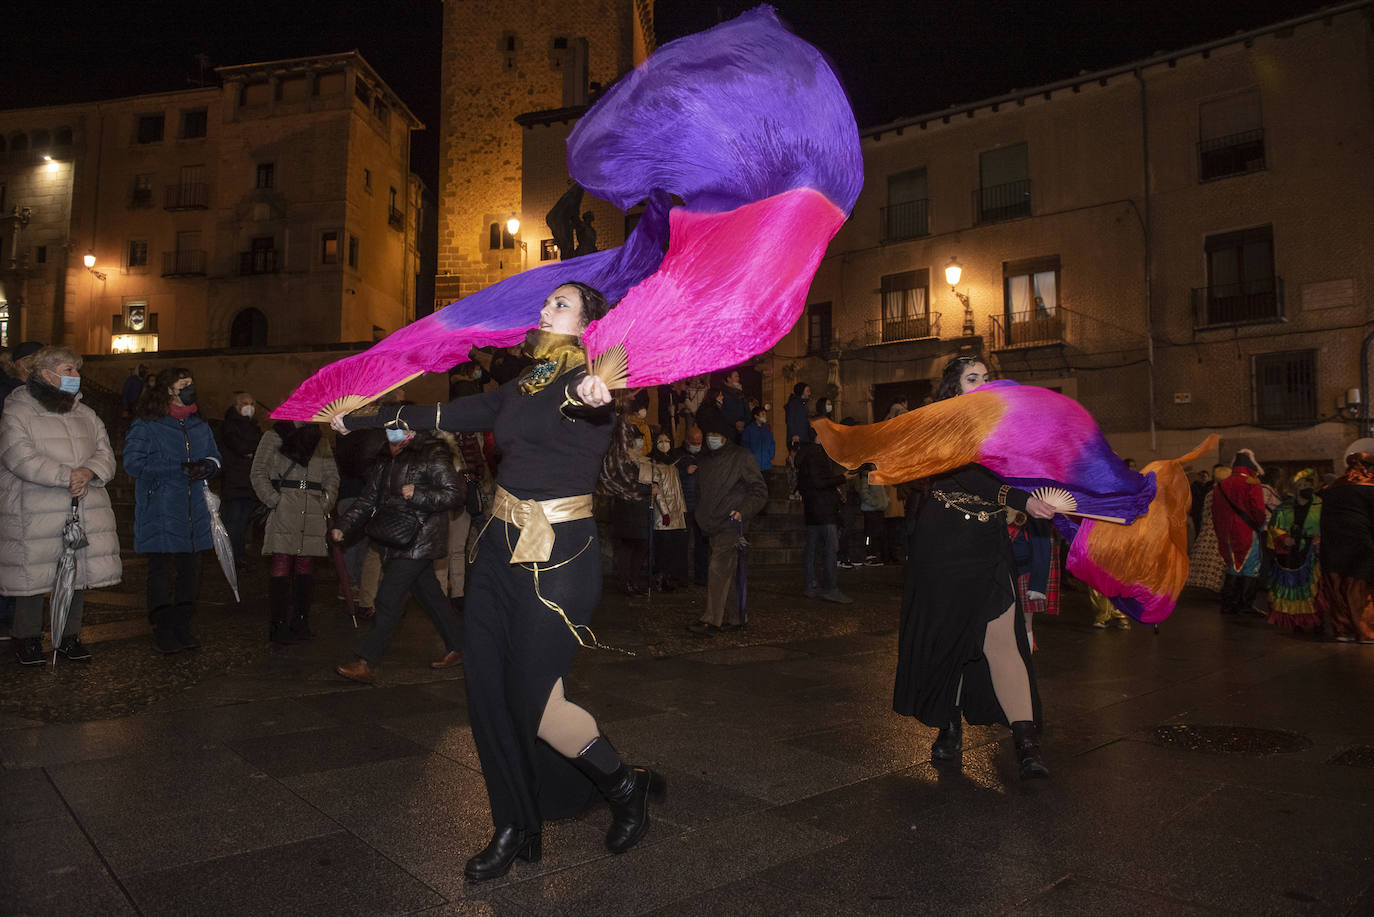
left=250, top=421, right=338, bottom=644
left=0, top=346, right=121, bottom=665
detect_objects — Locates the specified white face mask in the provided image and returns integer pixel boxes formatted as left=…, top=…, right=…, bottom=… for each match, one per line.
left=686, top=443, right=701, bottom=454
left=239, top=404, right=255, bottom=418
left=631, top=439, right=645, bottom=452
left=706, top=435, right=725, bottom=450
left=386, top=428, right=412, bottom=444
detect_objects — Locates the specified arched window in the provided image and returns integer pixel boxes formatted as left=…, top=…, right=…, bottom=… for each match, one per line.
left=10, top=133, right=28, bottom=151
left=31, top=129, right=51, bottom=150
left=229, top=308, right=268, bottom=348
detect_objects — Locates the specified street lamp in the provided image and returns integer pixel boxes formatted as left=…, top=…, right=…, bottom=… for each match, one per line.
left=83, top=250, right=106, bottom=282
left=946, top=257, right=974, bottom=336
left=506, top=215, right=520, bottom=236
left=504, top=216, right=527, bottom=271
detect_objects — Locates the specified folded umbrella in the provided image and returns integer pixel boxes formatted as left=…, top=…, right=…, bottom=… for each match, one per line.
left=328, top=512, right=358, bottom=628
left=49, top=497, right=88, bottom=666
left=735, top=519, right=749, bottom=627
left=202, top=487, right=240, bottom=603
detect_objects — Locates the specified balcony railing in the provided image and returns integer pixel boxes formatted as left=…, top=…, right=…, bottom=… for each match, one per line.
left=239, top=249, right=279, bottom=274
left=129, top=188, right=154, bottom=209
left=880, top=198, right=929, bottom=242
left=865, top=312, right=941, bottom=345
left=973, top=179, right=1031, bottom=224
left=1199, top=128, right=1265, bottom=182
left=388, top=205, right=405, bottom=230
left=162, top=250, right=207, bottom=277
left=989, top=306, right=1070, bottom=349
left=164, top=182, right=209, bottom=210
left=1192, top=277, right=1284, bottom=327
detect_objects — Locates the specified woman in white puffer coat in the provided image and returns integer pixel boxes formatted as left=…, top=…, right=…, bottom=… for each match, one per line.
left=0, top=346, right=121, bottom=665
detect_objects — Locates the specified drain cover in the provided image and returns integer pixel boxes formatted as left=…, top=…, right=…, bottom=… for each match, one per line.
left=1153, top=724, right=1313, bottom=756
left=1327, top=746, right=1374, bottom=768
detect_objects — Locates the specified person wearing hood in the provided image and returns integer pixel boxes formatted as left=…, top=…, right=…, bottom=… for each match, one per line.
left=1211, top=448, right=1269, bottom=616
left=1266, top=468, right=1322, bottom=633
left=784, top=382, right=811, bottom=447
left=0, top=346, right=121, bottom=665
left=124, top=368, right=222, bottom=653
left=250, top=419, right=339, bottom=644
left=220, top=392, right=263, bottom=569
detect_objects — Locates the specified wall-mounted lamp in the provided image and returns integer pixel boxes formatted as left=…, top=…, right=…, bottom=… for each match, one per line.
left=1338, top=388, right=1362, bottom=418
left=945, top=256, right=974, bottom=336
left=506, top=215, right=521, bottom=236
left=83, top=250, right=106, bottom=282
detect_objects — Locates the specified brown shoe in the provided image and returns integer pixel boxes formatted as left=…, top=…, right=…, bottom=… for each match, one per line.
left=336, top=658, right=378, bottom=684
left=431, top=650, right=463, bottom=670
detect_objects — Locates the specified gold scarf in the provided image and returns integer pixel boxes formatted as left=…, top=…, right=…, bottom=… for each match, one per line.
left=516, top=330, right=587, bottom=395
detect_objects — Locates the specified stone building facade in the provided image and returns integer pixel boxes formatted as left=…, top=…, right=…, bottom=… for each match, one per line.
left=0, top=51, right=424, bottom=356
left=792, top=1, right=1373, bottom=475
left=434, top=0, right=652, bottom=304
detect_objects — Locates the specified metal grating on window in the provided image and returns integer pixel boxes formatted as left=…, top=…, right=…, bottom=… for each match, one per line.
left=1254, top=350, right=1316, bottom=426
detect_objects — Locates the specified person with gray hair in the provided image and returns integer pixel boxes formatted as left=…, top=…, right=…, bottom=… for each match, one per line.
left=0, top=346, right=122, bottom=664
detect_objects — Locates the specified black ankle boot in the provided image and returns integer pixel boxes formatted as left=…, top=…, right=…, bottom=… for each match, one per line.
left=268, top=576, right=295, bottom=644
left=463, top=825, right=541, bottom=882
left=572, top=736, right=667, bottom=854
left=930, top=710, right=963, bottom=763
left=1011, top=721, right=1049, bottom=779
left=290, top=573, right=314, bottom=641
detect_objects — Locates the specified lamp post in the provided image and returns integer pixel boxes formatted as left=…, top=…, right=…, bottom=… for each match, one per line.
left=506, top=215, right=527, bottom=271
left=946, top=256, right=974, bottom=336
left=82, top=250, right=106, bottom=282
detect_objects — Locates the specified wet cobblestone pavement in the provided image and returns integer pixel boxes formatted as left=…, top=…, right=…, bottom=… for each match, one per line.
left=4, top=550, right=1373, bottom=916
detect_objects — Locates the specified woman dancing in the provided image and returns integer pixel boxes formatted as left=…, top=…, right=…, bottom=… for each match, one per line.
left=332, top=281, right=663, bottom=880
left=894, top=355, right=1056, bottom=778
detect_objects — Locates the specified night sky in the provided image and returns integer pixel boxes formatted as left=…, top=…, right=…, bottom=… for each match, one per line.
left=3, top=0, right=1325, bottom=188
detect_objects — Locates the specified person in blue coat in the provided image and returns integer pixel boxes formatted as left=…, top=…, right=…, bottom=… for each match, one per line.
left=740, top=405, right=776, bottom=471
left=124, top=367, right=222, bottom=654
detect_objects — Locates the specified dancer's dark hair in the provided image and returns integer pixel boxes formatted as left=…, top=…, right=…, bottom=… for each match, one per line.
left=934, top=355, right=987, bottom=402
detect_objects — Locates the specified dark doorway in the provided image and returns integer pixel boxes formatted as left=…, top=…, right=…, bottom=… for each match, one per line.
left=230, top=308, right=268, bottom=348
left=872, top=379, right=933, bottom=421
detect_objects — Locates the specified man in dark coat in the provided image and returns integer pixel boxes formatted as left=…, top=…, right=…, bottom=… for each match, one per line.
left=719, top=369, right=750, bottom=443
left=219, top=391, right=263, bottom=567
left=796, top=432, right=852, bottom=604
left=672, top=426, right=709, bottom=585
left=689, top=419, right=768, bottom=635
left=784, top=381, right=811, bottom=447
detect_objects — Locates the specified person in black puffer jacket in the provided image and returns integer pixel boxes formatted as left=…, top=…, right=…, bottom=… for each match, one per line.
left=795, top=431, right=853, bottom=604
left=331, top=428, right=466, bottom=679
left=219, top=392, right=263, bottom=568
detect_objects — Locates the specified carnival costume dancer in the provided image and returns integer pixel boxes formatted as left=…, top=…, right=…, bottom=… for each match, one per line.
left=334, top=283, right=661, bottom=880
left=891, top=358, right=1056, bottom=778
left=1266, top=468, right=1322, bottom=632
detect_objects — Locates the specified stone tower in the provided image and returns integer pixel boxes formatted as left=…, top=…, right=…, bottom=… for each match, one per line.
left=436, top=0, right=653, bottom=303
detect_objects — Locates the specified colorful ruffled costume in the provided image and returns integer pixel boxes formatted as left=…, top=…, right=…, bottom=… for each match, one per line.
left=273, top=7, right=863, bottom=423
left=1266, top=469, right=1322, bottom=630
left=811, top=381, right=1218, bottom=624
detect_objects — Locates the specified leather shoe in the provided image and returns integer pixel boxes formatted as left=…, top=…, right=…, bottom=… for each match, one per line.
left=686, top=621, right=719, bottom=637
left=430, top=650, right=463, bottom=669
left=335, top=658, right=378, bottom=684
left=464, top=825, right=541, bottom=882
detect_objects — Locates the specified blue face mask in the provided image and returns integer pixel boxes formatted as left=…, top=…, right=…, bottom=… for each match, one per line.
left=385, top=428, right=411, bottom=444
left=59, top=375, right=82, bottom=394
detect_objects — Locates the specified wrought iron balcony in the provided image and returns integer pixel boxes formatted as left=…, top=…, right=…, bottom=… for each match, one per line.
left=973, top=179, right=1031, bottom=224
left=865, top=312, right=941, bottom=345
left=161, top=250, right=206, bottom=277
left=388, top=205, right=404, bottom=230
left=880, top=198, right=929, bottom=242
left=239, top=249, right=279, bottom=275
left=1192, top=277, right=1284, bottom=327
left=989, top=306, right=1070, bottom=350
left=1199, top=128, right=1265, bottom=182
left=164, top=182, right=209, bottom=210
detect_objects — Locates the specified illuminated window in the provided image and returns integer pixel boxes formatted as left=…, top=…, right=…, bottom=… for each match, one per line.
left=321, top=231, right=339, bottom=264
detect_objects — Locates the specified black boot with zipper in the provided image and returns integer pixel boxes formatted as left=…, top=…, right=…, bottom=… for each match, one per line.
left=1011, top=720, right=1049, bottom=779
left=930, top=708, right=963, bottom=763
left=463, top=825, right=541, bottom=882
left=571, top=736, right=666, bottom=854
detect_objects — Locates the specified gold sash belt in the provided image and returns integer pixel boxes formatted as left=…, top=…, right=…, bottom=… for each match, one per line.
left=489, top=485, right=594, bottom=564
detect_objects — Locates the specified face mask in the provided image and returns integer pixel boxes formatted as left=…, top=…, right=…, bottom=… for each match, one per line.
left=239, top=404, right=255, bottom=418
left=824, top=404, right=832, bottom=414
left=385, top=428, right=411, bottom=444
left=686, top=443, right=701, bottom=454
left=178, top=385, right=197, bottom=405
left=58, top=375, right=82, bottom=394
left=656, top=442, right=670, bottom=453
left=757, top=415, right=767, bottom=424
left=635, top=408, right=647, bottom=419
left=706, top=436, right=725, bottom=450
left=631, top=439, right=644, bottom=452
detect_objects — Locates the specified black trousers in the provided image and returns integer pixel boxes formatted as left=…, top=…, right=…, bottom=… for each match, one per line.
left=1220, top=573, right=1260, bottom=615
left=686, top=510, right=710, bottom=585
left=464, top=516, right=601, bottom=832
left=355, top=556, right=463, bottom=665
left=145, top=552, right=202, bottom=622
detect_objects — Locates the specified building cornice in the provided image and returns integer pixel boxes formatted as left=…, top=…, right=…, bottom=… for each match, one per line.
left=215, top=50, right=424, bottom=130
left=864, top=0, right=1371, bottom=140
